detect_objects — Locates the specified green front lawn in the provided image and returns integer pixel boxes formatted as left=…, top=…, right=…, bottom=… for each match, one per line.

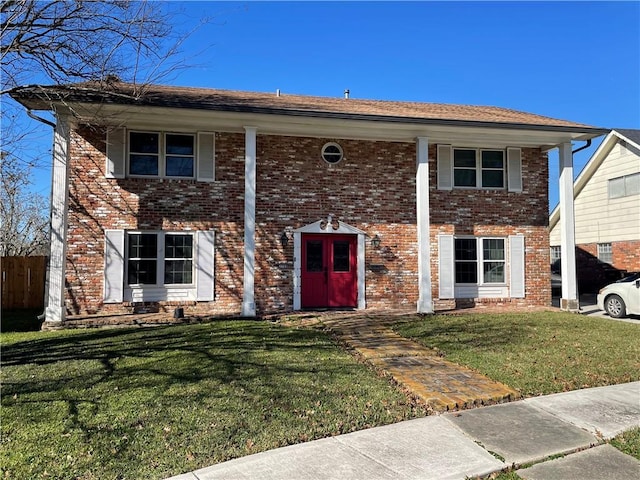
left=1, top=321, right=424, bottom=480
left=2, top=311, right=639, bottom=479
left=395, top=311, right=640, bottom=396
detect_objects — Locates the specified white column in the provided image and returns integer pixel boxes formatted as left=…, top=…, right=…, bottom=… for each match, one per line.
left=416, top=136, right=433, bottom=313
left=357, top=233, right=366, bottom=309
left=45, top=115, right=71, bottom=324
left=242, top=127, right=257, bottom=317
left=293, top=232, right=301, bottom=310
left=558, top=142, right=579, bottom=311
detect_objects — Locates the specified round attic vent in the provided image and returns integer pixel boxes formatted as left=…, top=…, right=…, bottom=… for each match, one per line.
left=321, top=142, right=343, bottom=164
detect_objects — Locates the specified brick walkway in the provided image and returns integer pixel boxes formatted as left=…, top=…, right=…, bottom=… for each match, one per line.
left=316, top=311, right=521, bottom=412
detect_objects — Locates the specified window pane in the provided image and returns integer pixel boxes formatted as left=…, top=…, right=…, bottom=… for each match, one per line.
left=165, top=235, right=193, bottom=259
left=483, top=262, right=505, bottom=283
left=130, top=154, right=159, bottom=176
left=482, top=170, right=504, bottom=188
left=306, top=241, right=323, bottom=272
left=454, top=149, right=476, bottom=167
left=454, top=169, right=476, bottom=187
left=455, top=239, right=477, bottom=260
left=166, top=156, right=194, bottom=177
left=481, top=151, right=504, bottom=169
left=598, top=243, right=612, bottom=264
left=625, top=173, right=640, bottom=196
left=455, top=263, right=477, bottom=283
left=130, top=132, right=159, bottom=154
left=166, top=134, right=194, bottom=155
left=164, top=260, right=193, bottom=284
left=128, top=233, right=157, bottom=259
left=483, top=239, right=505, bottom=260
left=608, top=177, right=625, bottom=198
left=333, top=241, right=350, bottom=272
left=127, top=259, right=157, bottom=284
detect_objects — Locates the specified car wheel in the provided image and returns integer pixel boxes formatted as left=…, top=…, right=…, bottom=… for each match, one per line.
left=605, top=294, right=626, bottom=318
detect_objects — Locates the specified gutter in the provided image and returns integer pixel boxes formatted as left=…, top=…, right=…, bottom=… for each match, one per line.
left=572, top=139, right=592, bottom=155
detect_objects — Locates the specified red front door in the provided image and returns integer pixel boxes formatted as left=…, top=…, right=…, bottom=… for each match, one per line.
left=301, top=234, right=357, bottom=308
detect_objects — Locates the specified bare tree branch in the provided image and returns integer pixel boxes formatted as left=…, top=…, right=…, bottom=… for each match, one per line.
left=1, top=0, right=213, bottom=256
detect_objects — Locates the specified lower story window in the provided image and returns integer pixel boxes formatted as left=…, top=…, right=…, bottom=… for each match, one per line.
left=127, top=233, right=157, bottom=285
left=597, top=243, right=612, bottom=264
left=455, top=237, right=506, bottom=284
left=126, top=232, right=194, bottom=286
left=164, top=234, right=193, bottom=284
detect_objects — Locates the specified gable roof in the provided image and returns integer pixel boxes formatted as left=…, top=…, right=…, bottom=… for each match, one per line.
left=11, top=81, right=605, bottom=136
left=549, top=129, right=640, bottom=229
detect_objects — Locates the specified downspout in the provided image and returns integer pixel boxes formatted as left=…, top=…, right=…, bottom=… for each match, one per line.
left=572, top=139, right=591, bottom=155
left=26, top=109, right=56, bottom=129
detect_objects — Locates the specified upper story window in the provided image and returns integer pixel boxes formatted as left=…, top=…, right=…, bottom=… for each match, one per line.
left=454, top=237, right=506, bottom=284
left=550, top=246, right=561, bottom=264
left=129, top=131, right=195, bottom=178
left=453, top=148, right=505, bottom=189
left=608, top=172, right=640, bottom=199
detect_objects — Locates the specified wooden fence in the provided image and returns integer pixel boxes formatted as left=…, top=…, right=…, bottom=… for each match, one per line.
left=1, top=256, right=47, bottom=310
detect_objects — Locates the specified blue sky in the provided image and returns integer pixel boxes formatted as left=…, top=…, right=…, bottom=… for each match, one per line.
left=25, top=1, right=640, bottom=209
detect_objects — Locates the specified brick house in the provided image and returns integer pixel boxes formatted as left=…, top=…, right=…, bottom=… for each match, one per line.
left=10, top=82, right=606, bottom=326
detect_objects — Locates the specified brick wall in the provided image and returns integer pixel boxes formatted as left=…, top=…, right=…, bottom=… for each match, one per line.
left=574, top=241, right=639, bottom=292
left=65, top=127, right=245, bottom=315
left=64, top=127, right=550, bottom=317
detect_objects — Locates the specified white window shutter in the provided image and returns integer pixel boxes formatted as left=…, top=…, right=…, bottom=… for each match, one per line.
left=197, top=132, right=215, bottom=182
left=437, top=145, right=453, bottom=190
left=196, top=230, right=215, bottom=301
left=438, top=234, right=455, bottom=299
left=509, top=235, right=525, bottom=298
left=106, top=127, right=126, bottom=179
left=104, top=230, right=125, bottom=302
left=507, top=147, right=522, bottom=193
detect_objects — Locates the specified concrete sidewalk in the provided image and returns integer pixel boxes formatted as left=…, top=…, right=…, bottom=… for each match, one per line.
left=167, top=382, right=640, bottom=480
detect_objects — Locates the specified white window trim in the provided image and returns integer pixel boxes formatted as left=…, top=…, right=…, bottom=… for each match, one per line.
left=125, top=231, right=196, bottom=288
left=454, top=236, right=507, bottom=286
left=452, top=148, right=506, bottom=190
left=127, top=130, right=197, bottom=179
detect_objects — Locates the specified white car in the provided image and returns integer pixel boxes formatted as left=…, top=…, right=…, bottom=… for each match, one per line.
left=597, top=273, right=640, bottom=318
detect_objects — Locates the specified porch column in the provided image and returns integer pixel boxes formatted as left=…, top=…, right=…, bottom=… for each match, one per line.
left=45, top=115, right=71, bottom=325
left=558, top=142, right=579, bottom=311
left=242, top=126, right=257, bottom=317
left=416, top=136, right=433, bottom=313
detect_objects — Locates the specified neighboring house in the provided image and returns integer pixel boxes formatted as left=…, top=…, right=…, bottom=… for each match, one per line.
left=549, top=129, right=640, bottom=292
left=10, top=82, right=606, bottom=326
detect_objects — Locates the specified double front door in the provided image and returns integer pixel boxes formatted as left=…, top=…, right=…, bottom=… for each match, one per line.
left=301, top=234, right=357, bottom=308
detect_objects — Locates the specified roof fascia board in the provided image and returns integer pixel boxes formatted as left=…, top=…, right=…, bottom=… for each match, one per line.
left=56, top=102, right=602, bottom=148
left=613, top=129, right=640, bottom=152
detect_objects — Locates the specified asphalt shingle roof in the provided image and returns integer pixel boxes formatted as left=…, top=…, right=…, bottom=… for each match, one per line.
left=11, top=81, right=600, bottom=131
